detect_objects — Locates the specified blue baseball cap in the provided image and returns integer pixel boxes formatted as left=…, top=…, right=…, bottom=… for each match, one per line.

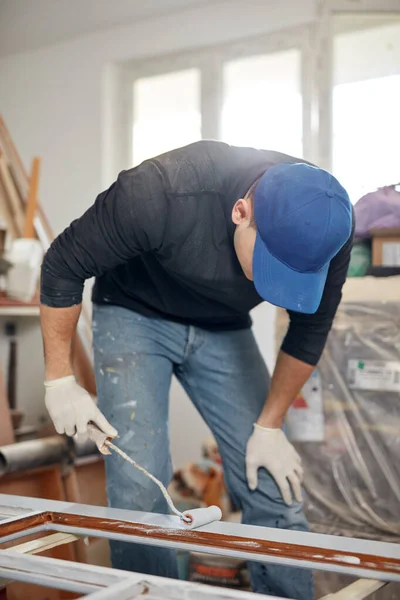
left=252, top=163, right=352, bottom=314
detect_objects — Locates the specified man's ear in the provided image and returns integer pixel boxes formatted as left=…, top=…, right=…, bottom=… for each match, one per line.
left=232, top=198, right=252, bottom=225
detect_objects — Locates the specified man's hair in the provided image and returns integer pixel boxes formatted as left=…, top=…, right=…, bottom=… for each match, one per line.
left=245, top=178, right=261, bottom=228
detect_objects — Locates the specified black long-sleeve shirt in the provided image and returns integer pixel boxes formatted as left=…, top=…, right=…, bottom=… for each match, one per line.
left=41, top=141, right=354, bottom=366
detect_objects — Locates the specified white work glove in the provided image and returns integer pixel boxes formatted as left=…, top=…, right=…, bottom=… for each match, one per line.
left=44, top=375, right=118, bottom=439
left=246, top=424, right=303, bottom=505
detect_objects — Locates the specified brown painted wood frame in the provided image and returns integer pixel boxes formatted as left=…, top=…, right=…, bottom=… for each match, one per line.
left=0, top=510, right=399, bottom=578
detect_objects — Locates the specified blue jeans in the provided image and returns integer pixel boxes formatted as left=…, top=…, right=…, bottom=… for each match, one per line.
left=93, top=305, right=313, bottom=599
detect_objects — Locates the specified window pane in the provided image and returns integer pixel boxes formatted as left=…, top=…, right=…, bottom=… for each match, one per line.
left=133, top=69, right=201, bottom=166
left=333, top=18, right=400, bottom=203
left=222, top=50, right=302, bottom=156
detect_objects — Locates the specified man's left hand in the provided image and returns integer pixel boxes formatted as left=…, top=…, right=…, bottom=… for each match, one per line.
left=245, top=424, right=303, bottom=505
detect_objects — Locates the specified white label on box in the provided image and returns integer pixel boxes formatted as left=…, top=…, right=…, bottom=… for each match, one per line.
left=382, top=242, right=400, bottom=266
left=286, top=370, right=324, bottom=442
left=347, top=360, right=400, bottom=391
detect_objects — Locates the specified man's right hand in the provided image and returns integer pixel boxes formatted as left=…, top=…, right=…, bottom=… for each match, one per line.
left=44, top=375, right=118, bottom=439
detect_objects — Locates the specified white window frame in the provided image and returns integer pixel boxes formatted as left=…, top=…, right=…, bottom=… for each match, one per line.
left=111, top=0, right=400, bottom=177
left=315, top=0, right=400, bottom=170
left=118, top=24, right=314, bottom=168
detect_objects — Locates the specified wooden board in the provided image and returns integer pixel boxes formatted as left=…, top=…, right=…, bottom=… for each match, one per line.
left=0, top=116, right=96, bottom=396
left=24, top=157, right=40, bottom=239
left=73, top=458, right=107, bottom=507
left=1, top=508, right=399, bottom=580
left=0, top=157, right=24, bottom=237
left=0, top=366, right=15, bottom=446
left=0, top=177, right=19, bottom=238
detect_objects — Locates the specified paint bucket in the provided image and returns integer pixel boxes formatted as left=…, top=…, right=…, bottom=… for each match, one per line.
left=188, top=552, right=248, bottom=588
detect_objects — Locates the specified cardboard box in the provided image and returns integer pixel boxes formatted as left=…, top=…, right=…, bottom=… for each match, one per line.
left=371, top=228, right=400, bottom=266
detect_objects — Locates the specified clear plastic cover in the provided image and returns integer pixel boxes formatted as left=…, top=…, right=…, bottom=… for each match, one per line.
left=276, top=277, right=400, bottom=598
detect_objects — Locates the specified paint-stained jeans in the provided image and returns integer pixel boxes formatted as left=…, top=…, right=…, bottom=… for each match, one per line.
left=93, top=305, right=313, bottom=600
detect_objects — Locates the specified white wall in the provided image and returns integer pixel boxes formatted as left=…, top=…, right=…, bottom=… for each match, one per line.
left=0, top=0, right=315, bottom=233
left=0, top=0, right=314, bottom=464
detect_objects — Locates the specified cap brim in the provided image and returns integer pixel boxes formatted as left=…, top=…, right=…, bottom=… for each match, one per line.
left=253, top=233, right=329, bottom=314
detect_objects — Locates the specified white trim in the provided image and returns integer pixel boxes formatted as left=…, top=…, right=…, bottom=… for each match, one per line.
left=118, top=24, right=312, bottom=167
left=316, top=0, right=400, bottom=171
left=326, top=0, right=400, bottom=12
left=112, top=0, right=400, bottom=174
left=0, top=551, right=281, bottom=599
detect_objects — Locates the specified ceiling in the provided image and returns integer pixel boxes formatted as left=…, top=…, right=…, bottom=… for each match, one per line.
left=0, top=0, right=215, bottom=57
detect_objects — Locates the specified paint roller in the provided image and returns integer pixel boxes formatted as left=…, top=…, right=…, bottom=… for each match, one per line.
left=87, top=424, right=222, bottom=529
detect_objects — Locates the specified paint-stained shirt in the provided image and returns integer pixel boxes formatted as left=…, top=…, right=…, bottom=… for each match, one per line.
left=41, top=141, right=353, bottom=366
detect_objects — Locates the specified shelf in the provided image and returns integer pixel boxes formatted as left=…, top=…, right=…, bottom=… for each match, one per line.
left=0, top=293, right=40, bottom=317
left=0, top=305, right=40, bottom=317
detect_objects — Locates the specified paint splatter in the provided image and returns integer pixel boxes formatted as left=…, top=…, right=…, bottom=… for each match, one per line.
left=333, top=554, right=361, bottom=565
left=119, top=400, right=136, bottom=408
left=121, top=430, right=135, bottom=444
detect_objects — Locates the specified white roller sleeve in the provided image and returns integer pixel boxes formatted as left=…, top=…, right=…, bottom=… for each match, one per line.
left=182, top=506, right=222, bottom=529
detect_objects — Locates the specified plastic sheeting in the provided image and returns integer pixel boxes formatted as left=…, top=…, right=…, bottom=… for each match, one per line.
left=276, top=277, right=400, bottom=598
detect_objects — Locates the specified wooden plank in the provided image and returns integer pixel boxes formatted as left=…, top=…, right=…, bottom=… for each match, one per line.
left=0, top=119, right=28, bottom=209
left=0, top=528, right=79, bottom=598
left=0, top=117, right=51, bottom=249
left=0, top=157, right=24, bottom=237
left=0, top=116, right=96, bottom=395
left=320, top=578, right=387, bottom=599
left=0, top=176, right=18, bottom=238
left=0, top=466, right=65, bottom=502
left=0, top=366, right=15, bottom=446
left=73, top=457, right=106, bottom=507
left=9, top=532, right=79, bottom=556
left=24, top=158, right=40, bottom=239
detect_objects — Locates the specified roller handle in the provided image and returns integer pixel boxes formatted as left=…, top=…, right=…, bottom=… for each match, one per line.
left=87, top=423, right=113, bottom=454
